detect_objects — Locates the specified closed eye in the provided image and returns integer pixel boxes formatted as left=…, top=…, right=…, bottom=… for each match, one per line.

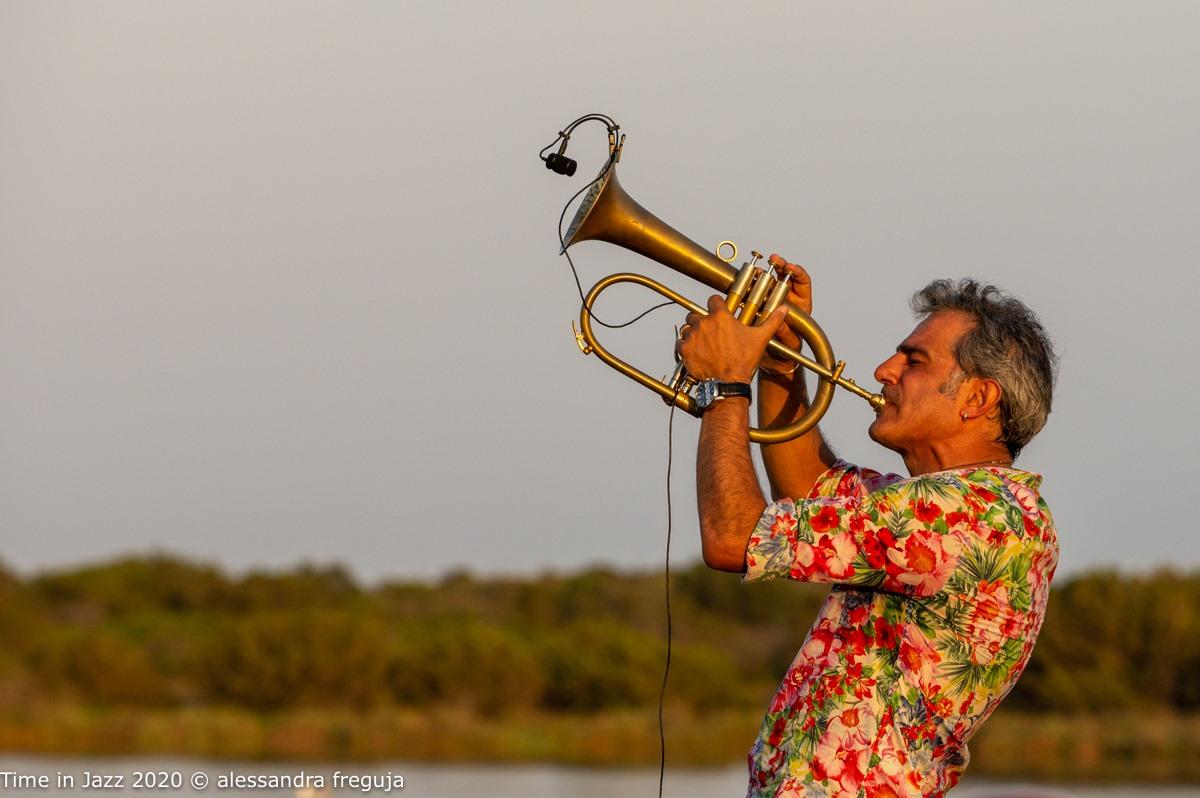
left=898, top=345, right=929, bottom=365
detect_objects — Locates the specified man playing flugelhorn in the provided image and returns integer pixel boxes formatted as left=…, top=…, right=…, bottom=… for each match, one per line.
left=675, top=257, right=1059, bottom=798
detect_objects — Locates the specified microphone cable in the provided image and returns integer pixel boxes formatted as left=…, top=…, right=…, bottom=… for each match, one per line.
left=549, top=151, right=683, bottom=798
left=657, top=397, right=679, bottom=798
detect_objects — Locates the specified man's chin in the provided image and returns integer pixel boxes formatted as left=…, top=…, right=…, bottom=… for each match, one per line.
left=867, top=417, right=891, bottom=447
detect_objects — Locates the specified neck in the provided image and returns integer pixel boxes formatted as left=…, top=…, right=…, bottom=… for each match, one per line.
left=901, top=441, right=1012, bottom=477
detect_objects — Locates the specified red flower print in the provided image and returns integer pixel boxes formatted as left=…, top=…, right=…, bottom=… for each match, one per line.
left=913, top=498, right=942, bottom=523
left=864, top=771, right=905, bottom=798
left=843, top=628, right=869, bottom=657
left=863, top=527, right=897, bottom=569
left=743, top=460, right=1058, bottom=797
left=874, top=617, right=898, bottom=649
left=814, top=533, right=857, bottom=579
left=946, top=510, right=971, bottom=528
left=887, top=530, right=962, bottom=595
left=897, top=627, right=943, bottom=683
left=862, top=532, right=886, bottom=569
left=811, top=505, right=841, bottom=533
left=789, top=540, right=817, bottom=579
left=970, top=485, right=997, bottom=502
left=803, top=621, right=841, bottom=662
left=971, top=639, right=1003, bottom=666
left=768, top=715, right=787, bottom=747
left=771, top=511, right=797, bottom=537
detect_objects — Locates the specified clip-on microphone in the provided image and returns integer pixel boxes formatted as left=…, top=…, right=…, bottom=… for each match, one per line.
left=539, top=113, right=621, bottom=178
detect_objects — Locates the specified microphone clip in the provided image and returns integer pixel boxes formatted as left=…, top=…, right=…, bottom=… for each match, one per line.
left=539, top=113, right=621, bottom=178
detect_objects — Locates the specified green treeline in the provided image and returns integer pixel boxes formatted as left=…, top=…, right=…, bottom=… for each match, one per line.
left=1, top=556, right=1198, bottom=719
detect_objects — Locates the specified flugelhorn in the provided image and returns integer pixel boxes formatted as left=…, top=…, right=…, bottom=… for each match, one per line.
left=550, top=124, right=883, bottom=443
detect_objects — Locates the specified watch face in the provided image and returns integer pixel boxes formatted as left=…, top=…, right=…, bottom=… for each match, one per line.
left=695, top=380, right=718, bottom=409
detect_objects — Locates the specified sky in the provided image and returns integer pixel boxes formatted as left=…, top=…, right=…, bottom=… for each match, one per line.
left=2, top=2, right=1198, bottom=584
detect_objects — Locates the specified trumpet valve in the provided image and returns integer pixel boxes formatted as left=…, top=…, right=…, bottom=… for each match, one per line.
left=738, top=267, right=775, bottom=325
left=725, top=262, right=759, bottom=313
left=762, top=273, right=793, bottom=316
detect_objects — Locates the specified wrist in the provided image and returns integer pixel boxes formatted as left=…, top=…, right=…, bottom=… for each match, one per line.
left=694, top=379, right=752, bottom=412
left=702, top=394, right=751, bottom=415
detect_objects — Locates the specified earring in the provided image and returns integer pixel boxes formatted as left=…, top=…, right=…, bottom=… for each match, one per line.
left=961, top=413, right=968, bottom=422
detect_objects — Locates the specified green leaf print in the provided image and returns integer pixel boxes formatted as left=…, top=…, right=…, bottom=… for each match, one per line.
left=960, top=540, right=1007, bottom=585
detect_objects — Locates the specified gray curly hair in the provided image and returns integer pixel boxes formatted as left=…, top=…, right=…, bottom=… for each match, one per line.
left=912, top=279, right=1058, bottom=460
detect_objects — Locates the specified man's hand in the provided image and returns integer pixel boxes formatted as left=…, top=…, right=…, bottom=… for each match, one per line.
left=675, top=295, right=789, bottom=384
left=760, top=254, right=812, bottom=376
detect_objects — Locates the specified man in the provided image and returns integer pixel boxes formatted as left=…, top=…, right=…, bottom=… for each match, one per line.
left=675, top=256, right=1059, bottom=798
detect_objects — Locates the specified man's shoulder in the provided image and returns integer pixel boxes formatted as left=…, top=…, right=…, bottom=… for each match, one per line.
left=812, top=458, right=907, bottom=499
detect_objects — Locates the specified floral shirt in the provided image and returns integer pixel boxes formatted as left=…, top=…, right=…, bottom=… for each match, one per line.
left=742, top=460, right=1058, bottom=798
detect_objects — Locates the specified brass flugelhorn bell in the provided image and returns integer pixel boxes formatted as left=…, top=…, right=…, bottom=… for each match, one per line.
left=562, top=151, right=883, bottom=443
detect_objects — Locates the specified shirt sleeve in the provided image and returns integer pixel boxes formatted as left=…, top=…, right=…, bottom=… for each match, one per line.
left=741, top=459, right=966, bottom=597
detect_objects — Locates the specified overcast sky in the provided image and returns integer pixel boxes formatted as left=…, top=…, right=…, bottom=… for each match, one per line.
left=2, top=2, right=1197, bottom=584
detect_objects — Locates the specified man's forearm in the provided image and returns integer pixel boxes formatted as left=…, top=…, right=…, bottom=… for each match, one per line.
left=697, top=398, right=767, bottom=573
left=757, top=370, right=836, bottom=501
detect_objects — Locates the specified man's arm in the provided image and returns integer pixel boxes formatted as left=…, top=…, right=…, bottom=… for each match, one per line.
left=758, top=369, right=837, bottom=501
left=756, top=257, right=836, bottom=501
left=676, top=295, right=789, bottom=573
left=696, top=397, right=766, bottom=573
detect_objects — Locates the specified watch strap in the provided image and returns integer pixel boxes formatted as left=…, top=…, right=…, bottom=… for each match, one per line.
left=714, top=382, right=752, bottom=400
left=696, top=379, right=752, bottom=410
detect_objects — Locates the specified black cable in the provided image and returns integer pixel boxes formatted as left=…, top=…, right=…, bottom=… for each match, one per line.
left=538, top=113, right=620, bottom=162
left=543, top=118, right=681, bottom=797
left=658, top=399, right=677, bottom=798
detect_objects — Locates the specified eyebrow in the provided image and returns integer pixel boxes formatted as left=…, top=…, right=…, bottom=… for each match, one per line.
left=897, top=344, right=931, bottom=359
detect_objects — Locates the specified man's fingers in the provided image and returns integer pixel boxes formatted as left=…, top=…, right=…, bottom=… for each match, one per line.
left=774, top=323, right=802, bottom=349
left=756, top=305, right=790, bottom=337
left=768, top=253, right=810, bottom=282
left=789, top=263, right=812, bottom=286
left=775, top=261, right=811, bottom=286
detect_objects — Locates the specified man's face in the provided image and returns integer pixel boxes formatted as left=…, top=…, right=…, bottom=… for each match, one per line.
left=868, top=310, right=975, bottom=455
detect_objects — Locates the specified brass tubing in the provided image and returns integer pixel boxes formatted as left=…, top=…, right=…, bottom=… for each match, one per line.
left=580, top=274, right=704, bottom=416
left=579, top=272, right=853, bottom=442
left=763, top=339, right=886, bottom=409
left=563, top=160, right=882, bottom=441
left=565, top=166, right=740, bottom=294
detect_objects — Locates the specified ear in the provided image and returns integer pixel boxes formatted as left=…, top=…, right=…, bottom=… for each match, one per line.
left=959, top=377, right=1003, bottom=423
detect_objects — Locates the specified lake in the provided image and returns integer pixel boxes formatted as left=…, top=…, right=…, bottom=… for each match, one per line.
left=2, top=756, right=1198, bottom=797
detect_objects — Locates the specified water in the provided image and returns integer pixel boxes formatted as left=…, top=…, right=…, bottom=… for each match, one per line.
left=2, top=756, right=1197, bottom=798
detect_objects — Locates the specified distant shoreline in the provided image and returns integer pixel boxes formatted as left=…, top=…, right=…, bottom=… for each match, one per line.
left=1, top=706, right=1198, bottom=782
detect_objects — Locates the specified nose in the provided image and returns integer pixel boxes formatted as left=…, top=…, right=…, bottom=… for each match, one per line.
left=874, top=352, right=903, bottom=386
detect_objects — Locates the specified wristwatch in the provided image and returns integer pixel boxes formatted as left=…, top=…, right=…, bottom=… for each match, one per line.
left=693, top=380, right=752, bottom=411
